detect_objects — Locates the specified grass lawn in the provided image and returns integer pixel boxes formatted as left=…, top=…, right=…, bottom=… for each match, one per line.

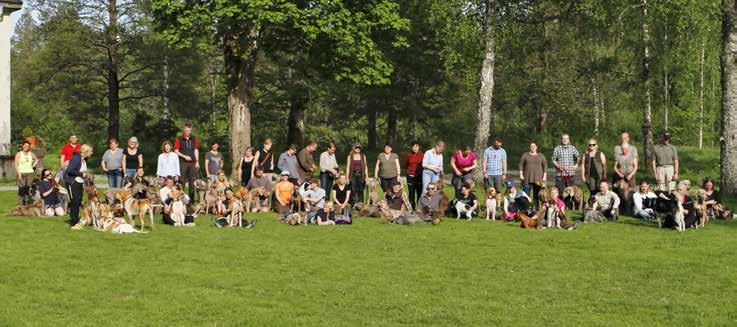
left=1, top=190, right=737, bottom=326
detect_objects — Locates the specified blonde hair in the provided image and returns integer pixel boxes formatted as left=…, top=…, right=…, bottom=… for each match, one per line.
left=128, top=137, right=139, bottom=147
left=80, top=144, right=93, bottom=156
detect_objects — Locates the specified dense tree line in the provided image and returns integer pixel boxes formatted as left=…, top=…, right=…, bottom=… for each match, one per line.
left=10, top=0, right=730, bottom=189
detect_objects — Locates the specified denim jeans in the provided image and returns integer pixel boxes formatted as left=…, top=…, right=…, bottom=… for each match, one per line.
left=107, top=170, right=123, bottom=188
left=125, top=168, right=137, bottom=179
left=634, top=208, right=655, bottom=220
left=422, top=169, right=441, bottom=196
left=320, top=172, right=334, bottom=198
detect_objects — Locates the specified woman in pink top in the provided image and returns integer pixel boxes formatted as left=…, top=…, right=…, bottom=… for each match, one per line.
left=450, top=145, right=478, bottom=199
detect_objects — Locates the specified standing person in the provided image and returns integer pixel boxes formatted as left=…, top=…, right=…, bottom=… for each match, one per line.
left=519, top=141, right=547, bottom=209
left=346, top=144, right=369, bottom=204
left=66, top=144, right=93, bottom=229
left=404, top=142, right=424, bottom=210
left=421, top=141, right=445, bottom=196
left=297, top=141, right=318, bottom=181
left=60, top=134, right=81, bottom=169
left=482, top=136, right=507, bottom=206
left=156, top=141, right=180, bottom=180
left=14, top=141, right=38, bottom=205
left=551, top=134, right=580, bottom=196
left=613, top=132, right=639, bottom=188
left=651, top=131, right=679, bottom=193
left=122, top=137, right=143, bottom=178
left=27, top=136, right=46, bottom=174
left=173, top=123, right=200, bottom=202
left=38, top=169, right=65, bottom=216
left=236, top=146, right=255, bottom=187
left=101, top=139, right=124, bottom=188
left=205, top=143, right=225, bottom=183
left=374, top=143, right=401, bottom=193
left=319, top=142, right=340, bottom=195
left=581, top=139, right=607, bottom=200
left=277, top=144, right=301, bottom=184
left=252, top=139, right=275, bottom=181
left=331, top=174, right=352, bottom=217
left=450, top=145, right=478, bottom=198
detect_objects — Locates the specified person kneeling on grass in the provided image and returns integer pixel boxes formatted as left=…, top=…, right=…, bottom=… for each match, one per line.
left=38, top=169, right=65, bottom=216
left=212, top=188, right=256, bottom=229
left=633, top=180, right=658, bottom=220
left=400, top=183, right=442, bottom=225
left=539, top=188, right=577, bottom=230
left=591, top=181, right=620, bottom=221
left=275, top=171, right=295, bottom=217
left=502, top=180, right=531, bottom=221
left=159, top=177, right=194, bottom=226
left=303, top=179, right=326, bottom=224
left=452, top=183, right=479, bottom=218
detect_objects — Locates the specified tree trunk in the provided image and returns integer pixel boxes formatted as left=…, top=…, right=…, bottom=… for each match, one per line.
left=367, top=107, right=377, bottom=151
left=664, top=23, right=670, bottom=131
left=385, top=107, right=397, bottom=146
left=642, top=0, right=655, bottom=173
left=286, top=81, right=308, bottom=147
left=106, top=0, right=120, bottom=141
left=224, top=31, right=258, bottom=178
left=700, top=42, right=705, bottom=149
left=592, top=76, right=600, bottom=136
left=721, top=0, right=737, bottom=196
left=473, top=0, right=496, bottom=184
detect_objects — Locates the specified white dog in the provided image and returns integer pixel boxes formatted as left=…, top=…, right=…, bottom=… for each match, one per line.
left=546, top=206, right=561, bottom=229
left=455, top=201, right=473, bottom=220
left=484, top=187, right=498, bottom=220
left=674, top=194, right=686, bottom=232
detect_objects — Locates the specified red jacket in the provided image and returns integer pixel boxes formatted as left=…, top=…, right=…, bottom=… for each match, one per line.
left=405, top=151, right=424, bottom=176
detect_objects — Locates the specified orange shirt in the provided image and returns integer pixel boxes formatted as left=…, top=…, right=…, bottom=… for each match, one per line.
left=275, top=181, right=294, bottom=204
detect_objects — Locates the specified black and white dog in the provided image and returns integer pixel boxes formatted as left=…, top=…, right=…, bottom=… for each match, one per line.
left=653, top=191, right=699, bottom=230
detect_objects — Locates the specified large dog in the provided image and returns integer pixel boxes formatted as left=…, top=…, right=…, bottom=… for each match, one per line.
left=436, top=179, right=450, bottom=216
left=247, top=187, right=272, bottom=213
left=9, top=200, right=43, bottom=217
left=455, top=200, right=474, bottom=220
left=354, top=202, right=381, bottom=218
left=121, top=190, right=155, bottom=230
left=562, top=186, right=584, bottom=211
left=367, top=179, right=380, bottom=206
left=484, top=187, right=498, bottom=220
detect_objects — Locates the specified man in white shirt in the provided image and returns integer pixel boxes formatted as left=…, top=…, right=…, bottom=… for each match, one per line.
left=319, top=143, right=340, bottom=195
left=593, top=181, right=621, bottom=220
left=421, top=141, right=445, bottom=196
left=632, top=180, right=658, bottom=220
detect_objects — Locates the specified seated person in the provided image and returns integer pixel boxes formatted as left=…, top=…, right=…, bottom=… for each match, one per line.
left=633, top=180, right=658, bottom=220
left=540, top=188, right=576, bottom=230
left=331, top=174, right=352, bottom=217
left=275, top=171, right=295, bottom=214
left=124, top=167, right=150, bottom=200
left=416, top=183, right=443, bottom=224
left=246, top=166, right=274, bottom=211
left=454, top=183, right=479, bottom=218
left=701, top=177, right=732, bottom=219
left=212, top=188, right=256, bottom=228
left=38, top=169, right=65, bottom=216
left=503, top=180, right=531, bottom=221
left=303, top=179, right=326, bottom=223
left=315, top=202, right=336, bottom=226
left=212, top=171, right=232, bottom=194
left=385, top=181, right=410, bottom=212
left=159, top=177, right=191, bottom=223
left=591, top=181, right=621, bottom=220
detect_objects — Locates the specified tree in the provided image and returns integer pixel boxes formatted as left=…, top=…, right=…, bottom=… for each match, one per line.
left=641, top=0, right=655, bottom=173
left=721, top=0, right=737, bottom=196
left=152, top=0, right=408, bottom=175
left=473, top=0, right=496, bottom=183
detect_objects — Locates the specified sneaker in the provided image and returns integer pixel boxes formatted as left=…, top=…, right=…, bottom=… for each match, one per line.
left=245, top=219, right=257, bottom=229
left=211, top=218, right=221, bottom=228
left=71, top=224, right=84, bottom=230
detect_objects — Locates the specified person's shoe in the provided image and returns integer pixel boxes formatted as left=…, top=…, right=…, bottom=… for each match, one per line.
left=245, top=219, right=257, bottom=229
left=70, top=224, right=84, bottom=230
left=211, top=218, right=220, bottom=228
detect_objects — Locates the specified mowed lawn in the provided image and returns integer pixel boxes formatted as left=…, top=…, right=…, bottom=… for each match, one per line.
left=1, top=191, right=737, bottom=326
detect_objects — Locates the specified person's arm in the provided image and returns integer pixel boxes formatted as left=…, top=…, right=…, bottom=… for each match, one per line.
left=673, top=160, right=680, bottom=180
left=331, top=189, right=338, bottom=205
left=252, top=151, right=260, bottom=178
left=41, top=184, right=54, bottom=198
left=363, top=155, right=369, bottom=180
left=343, top=190, right=351, bottom=207
left=373, top=157, right=380, bottom=180
left=614, top=161, right=623, bottom=178
left=628, top=158, right=639, bottom=181
left=31, top=152, right=38, bottom=168
left=581, top=157, right=587, bottom=179
left=611, top=192, right=620, bottom=212
left=101, top=157, right=108, bottom=172
left=173, top=138, right=188, bottom=160
left=395, top=157, right=402, bottom=178
left=194, top=145, right=200, bottom=168
left=13, top=153, right=20, bottom=178
left=121, top=153, right=127, bottom=175
left=552, top=148, right=561, bottom=170
left=522, top=192, right=532, bottom=202
left=600, top=153, right=607, bottom=179
left=503, top=196, right=510, bottom=213
left=156, top=155, right=164, bottom=177
left=345, top=155, right=350, bottom=177
left=60, top=154, right=65, bottom=168
left=422, top=152, right=432, bottom=170
left=469, top=198, right=478, bottom=212
left=651, top=159, right=658, bottom=180
left=519, top=154, right=525, bottom=180
left=502, top=159, right=508, bottom=181
left=541, top=155, right=547, bottom=183
left=205, top=156, right=211, bottom=178
left=173, top=156, right=180, bottom=177
left=450, top=155, right=460, bottom=176
left=466, top=158, right=478, bottom=172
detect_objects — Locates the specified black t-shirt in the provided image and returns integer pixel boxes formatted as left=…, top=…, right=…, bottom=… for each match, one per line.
left=258, top=149, right=274, bottom=173
left=457, top=192, right=477, bottom=206
left=123, top=148, right=141, bottom=169
left=39, top=180, right=59, bottom=206
left=332, top=184, right=350, bottom=203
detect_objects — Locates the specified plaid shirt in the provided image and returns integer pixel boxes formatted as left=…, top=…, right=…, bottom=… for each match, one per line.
left=551, top=145, right=580, bottom=176
left=483, top=147, right=507, bottom=176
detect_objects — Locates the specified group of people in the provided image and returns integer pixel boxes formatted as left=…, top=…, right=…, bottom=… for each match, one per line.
left=12, top=122, right=731, bottom=228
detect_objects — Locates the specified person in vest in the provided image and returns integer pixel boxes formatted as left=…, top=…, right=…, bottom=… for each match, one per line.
left=14, top=141, right=39, bottom=205
left=174, top=123, right=200, bottom=202
left=581, top=138, right=607, bottom=201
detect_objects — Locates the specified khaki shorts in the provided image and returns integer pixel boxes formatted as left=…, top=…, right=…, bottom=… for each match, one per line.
left=656, top=165, right=676, bottom=192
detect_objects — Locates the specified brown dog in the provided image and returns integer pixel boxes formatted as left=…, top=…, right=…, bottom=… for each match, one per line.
left=518, top=210, right=540, bottom=229
left=355, top=202, right=381, bottom=218
left=9, top=200, right=43, bottom=217
left=562, top=186, right=584, bottom=211
left=694, top=189, right=709, bottom=228
left=436, top=179, right=450, bottom=216
left=247, top=187, right=272, bottom=213
left=122, top=191, right=155, bottom=230
left=367, top=179, right=380, bottom=206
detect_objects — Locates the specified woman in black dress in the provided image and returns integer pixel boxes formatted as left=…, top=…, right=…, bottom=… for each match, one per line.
left=239, top=147, right=255, bottom=187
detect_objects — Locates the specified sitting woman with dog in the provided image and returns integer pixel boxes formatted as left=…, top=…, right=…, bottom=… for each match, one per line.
left=38, top=169, right=65, bottom=216
left=540, top=188, right=576, bottom=230
left=701, top=177, right=732, bottom=219
left=502, top=181, right=531, bottom=221
left=212, top=188, right=256, bottom=228
left=385, top=181, right=410, bottom=213
left=212, top=171, right=232, bottom=194
left=331, top=174, right=352, bottom=217
left=453, top=183, right=479, bottom=218
left=124, top=167, right=150, bottom=200
left=633, top=180, right=658, bottom=220
left=156, top=141, right=180, bottom=180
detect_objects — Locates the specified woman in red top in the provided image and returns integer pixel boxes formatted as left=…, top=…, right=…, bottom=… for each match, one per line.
left=450, top=145, right=478, bottom=199
left=404, top=141, right=424, bottom=210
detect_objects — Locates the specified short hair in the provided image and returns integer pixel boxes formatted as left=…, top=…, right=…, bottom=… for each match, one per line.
left=494, top=136, right=503, bottom=143
left=411, top=141, right=420, bottom=146
left=327, top=142, right=336, bottom=150
left=287, top=144, right=297, bottom=151
left=161, top=140, right=173, bottom=152
left=165, top=176, right=175, bottom=182
left=529, top=140, right=538, bottom=146
left=391, top=181, right=402, bottom=188
left=307, top=141, right=317, bottom=147
left=461, top=182, right=472, bottom=190
left=462, top=145, right=472, bottom=152
left=599, top=180, right=609, bottom=186
left=22, top=140, right=31, bottom=146
left=136, top=166, right=144, bottom=171
left=183, top=122, right=193, bottom=129
left=640, top=180, right=649, bottom=185
left=128, top=137, right=139, bottom=146
left=255, top=166, right=264, bottom=172
left=384, top=143, right=393, bottom=148
left=561, top=134, right=570, bottom=138
left=436, top=141, right=445, bottom=147
left=109, top=138, right=118, bottom=146
left=426, top=182, right=437, bottom=190
left=264, top=138, right=273, bottom=145
left=210, top=142, right=218, bottom=148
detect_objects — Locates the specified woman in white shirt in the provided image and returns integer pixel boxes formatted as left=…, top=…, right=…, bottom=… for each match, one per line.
left=633, top=180, right=658, bottom=220
left=157, top=140, right=180, bottom=180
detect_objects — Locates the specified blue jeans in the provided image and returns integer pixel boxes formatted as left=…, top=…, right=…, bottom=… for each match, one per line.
left=107, top=170, right=123, bottom=188
left=125, top=168, right=137, bottom=179
left=422, top=169, right=441, bottom=196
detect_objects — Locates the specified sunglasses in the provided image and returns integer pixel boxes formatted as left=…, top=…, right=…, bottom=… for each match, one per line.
left=589, top=144, right=597, bottom=146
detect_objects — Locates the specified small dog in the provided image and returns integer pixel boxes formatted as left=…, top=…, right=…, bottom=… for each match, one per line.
left=562, top=186, right=584, bottom=211
left=485, top=187, right=498, bottom=220
left=545, top=205, right=561, bottom=229
left=80, top=197, right=104, bottom=229
left=518, top=210, right=540, bottom=229
left=194, top=179, right=209, bottom=203
left=583, top=198, right=606, bottom=223
left=169, top=189, right=187, bottom=226
left=227, top=198, right=245, bottom=227
left=201, top=184, right=220, bottom=215
left=284, top=211, right=308, bottom=225
left=367, top=179, right=379, bottom=206
left=673, top=194, right=686, bottom=232
left=455, top=201, right=473, bottom=220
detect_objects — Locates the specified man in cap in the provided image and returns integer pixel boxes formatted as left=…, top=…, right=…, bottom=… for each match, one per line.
left=651, top=130, right=679, bottom=193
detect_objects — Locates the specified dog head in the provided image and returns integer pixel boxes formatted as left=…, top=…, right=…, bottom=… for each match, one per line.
left=111, top=203, right=126, bottom=217
left=234, top=187, right=249, bottom=200
left=194, top=179, right=209, bottom=191
left=170, top=188, right=182, bottom=202
left=353, top=202, right=365, bottom=211
left=485, top=187, right=497, bottom=199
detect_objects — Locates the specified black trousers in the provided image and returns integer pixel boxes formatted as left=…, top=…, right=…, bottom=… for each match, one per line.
left=180, top=163, right=198, bottom=201
left=523, top=183, right=543, bottom=210
left=67, top=182, right=83, bottom=226
left=407, top=174, right=422, bottom=210
left=162, top=213, right=194, bottom=225
left=379, top=176, right=397, bottom=193
left=350, top=173, right=365, bottom=204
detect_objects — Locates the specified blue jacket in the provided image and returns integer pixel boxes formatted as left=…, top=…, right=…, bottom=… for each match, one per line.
left=65, top=152, right=83, bottom=185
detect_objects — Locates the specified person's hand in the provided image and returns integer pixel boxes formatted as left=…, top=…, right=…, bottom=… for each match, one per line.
left=610, top=209, right=617, bottom=216
left=672, top=173, right=679, bottom=181
left=617, top=172, right=625, bottom=179
left=502, top=174, right=507, bottom=181
left=195, top=161, right=200, bottom=168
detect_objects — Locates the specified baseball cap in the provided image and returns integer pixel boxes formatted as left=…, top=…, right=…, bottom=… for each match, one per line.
left=280, top=171, right=290, bottom=176
left=506, top=180, right=515, bottom=189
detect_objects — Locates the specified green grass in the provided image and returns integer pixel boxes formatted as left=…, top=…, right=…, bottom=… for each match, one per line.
left=1, top=190, right=737, bottom=326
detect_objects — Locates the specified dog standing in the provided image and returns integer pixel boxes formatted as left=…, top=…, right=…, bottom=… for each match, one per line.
left=673, top=194, right=686, bottom=232
left=367, top=179, right=379, bottom=206
left=122, top=192, right=155, bottom=231
left=562, top=186, right=584, bottom=211
left=485, top=187, right=498, bottom=220
left=455, top=201, right=473, bottom=220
